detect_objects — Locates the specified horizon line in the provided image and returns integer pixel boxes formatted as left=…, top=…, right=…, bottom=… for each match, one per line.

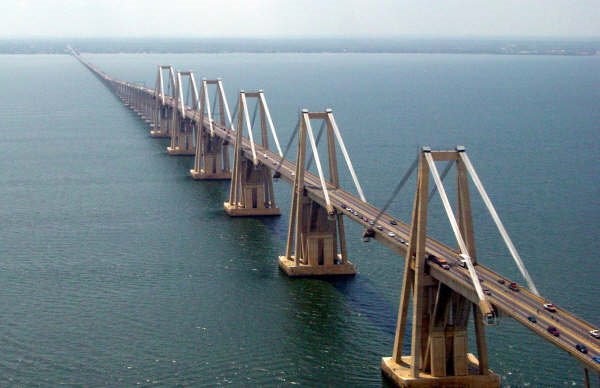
left=2, top=35, right=600, bottom=41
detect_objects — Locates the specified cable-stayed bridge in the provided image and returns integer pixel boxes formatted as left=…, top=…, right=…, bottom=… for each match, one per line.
left=72, top=50, right=599, bottom=387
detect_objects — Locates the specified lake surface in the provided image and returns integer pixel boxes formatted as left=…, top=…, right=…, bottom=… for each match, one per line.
left=0, top=52, right=598, bottom=386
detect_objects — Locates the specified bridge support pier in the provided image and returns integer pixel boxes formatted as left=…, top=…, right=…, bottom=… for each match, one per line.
left=224, top=91, right=280, bottom=216
left=190, top=134, right=231, bottom=179
left=224, top=159, right=278, bottom=215
left=151, top=104, right=173, bottom=138
left=278, top=109, right=356, bottom=277
left=167, top=116, right=196, bottom=155
left=167, top=71, right=198, bottom=156
left=190, top=79, right=231, bottom=180
left=130, top=86, right=153, bottom=124
left=278, top=193, right=356, bottom=276
left=382, top=147, right=499, bottom=387
left=150, top=65, right=176, bottom=138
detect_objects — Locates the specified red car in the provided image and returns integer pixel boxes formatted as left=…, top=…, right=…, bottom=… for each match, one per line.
left=509, top=282, right=519, bottom=292
left=427, top=254, right=450, bottom=270
left=547, top=326, right=560, bottom=337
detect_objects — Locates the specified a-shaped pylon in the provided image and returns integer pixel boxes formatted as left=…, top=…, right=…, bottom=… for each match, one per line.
left=382, top=146, right=500, bottom=387
left=190, top=79, right=233, bottom=180
left=224, top=90, right=282, bottom=216
left=166, top=71, right=198, bottom=155
left=278, top=109, right=360, bottom=277
left=150, top=65, right=176, bottom=138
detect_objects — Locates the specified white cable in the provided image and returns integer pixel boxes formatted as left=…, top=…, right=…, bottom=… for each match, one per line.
left=327, top=112, right=366, bottom=202
left=167, top=67, right=176, bottom=100
left=241, top=94, right=257, bottom=165
left=459, top=152, right=540, bottom=296
left=259, top=92, right=283, bottom=157
left=176, top=73, right=185, bottom=115
left=156, top=67, right=165, bottom=105
left=202, top=80, right=215, bottom=137
left=305, top=116, right=331, bottom=209
left=189, top=73, right=200, bottom=111
left=424, top=152, right=486, bottom=302
left=218, top=80, right=235, bottom=131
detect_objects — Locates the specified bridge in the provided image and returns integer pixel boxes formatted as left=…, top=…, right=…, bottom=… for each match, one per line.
left=72, top=50, right=599, bottom=387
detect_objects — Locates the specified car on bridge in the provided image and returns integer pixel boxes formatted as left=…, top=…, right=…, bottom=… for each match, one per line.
left=527, top=316, right=537, bottom=323
left=547, top=326, right=560, bottom=337
left=509, top=282, right=519, bottom=292
left=590, top=329, right=600, bottom=339
left=592, top=356, right=600, bottom=364
left=575, top=344, right=588, bottom=354
left=427, top=254, right=450, bottom=270
left=543, top=303, right=557, bottom=313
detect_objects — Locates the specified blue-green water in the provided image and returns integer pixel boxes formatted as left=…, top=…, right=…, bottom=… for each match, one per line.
left=0, top=53, right=598, bottom=386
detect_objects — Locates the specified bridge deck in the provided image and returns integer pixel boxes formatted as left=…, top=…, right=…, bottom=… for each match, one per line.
left=76, top=54, right=600, bottom=373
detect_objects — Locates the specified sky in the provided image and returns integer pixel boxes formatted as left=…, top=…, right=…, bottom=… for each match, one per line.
left=0, top=0, right=598, bottom=39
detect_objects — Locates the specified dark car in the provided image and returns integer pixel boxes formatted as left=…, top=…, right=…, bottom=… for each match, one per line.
left=575, top=344, right=588, bottom=354
left=527, top=316, right=537, bottom=323
left=509, top=282, right=519, bottom=292
left=362, top=228, right=375, bottom=241
left=390, top=220, right=397, bottom=225
left=547, top=326, right=560, bottom=337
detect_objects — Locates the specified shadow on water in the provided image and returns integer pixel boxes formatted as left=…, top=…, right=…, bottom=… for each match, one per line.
left=329, top=275, right=398, bottom=336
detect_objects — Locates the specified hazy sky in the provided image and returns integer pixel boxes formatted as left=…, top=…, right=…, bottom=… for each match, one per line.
left=1, top=0, right=598, bottom=38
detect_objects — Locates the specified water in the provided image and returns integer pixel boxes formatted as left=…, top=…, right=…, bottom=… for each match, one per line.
left=0, top=52, right=598, bottom=386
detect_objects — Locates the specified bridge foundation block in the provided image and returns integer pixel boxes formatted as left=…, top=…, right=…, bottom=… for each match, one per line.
left=167, top=145, right=195, bottom=156
left=223, top=200, right=281, bottom=216
left=150, top=129, right=170, bottom=138
left=381, top=355, right=500, bottom=388
left=190, top=169, right=231, bottom=180
left=278, top=254, right=356, bottom=277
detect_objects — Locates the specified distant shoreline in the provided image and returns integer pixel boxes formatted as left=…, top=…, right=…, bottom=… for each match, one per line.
left=1, top=37, right=599, bottom=56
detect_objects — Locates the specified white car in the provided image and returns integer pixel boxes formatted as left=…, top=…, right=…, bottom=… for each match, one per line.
left=590, top=329, right=600, bottom=339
